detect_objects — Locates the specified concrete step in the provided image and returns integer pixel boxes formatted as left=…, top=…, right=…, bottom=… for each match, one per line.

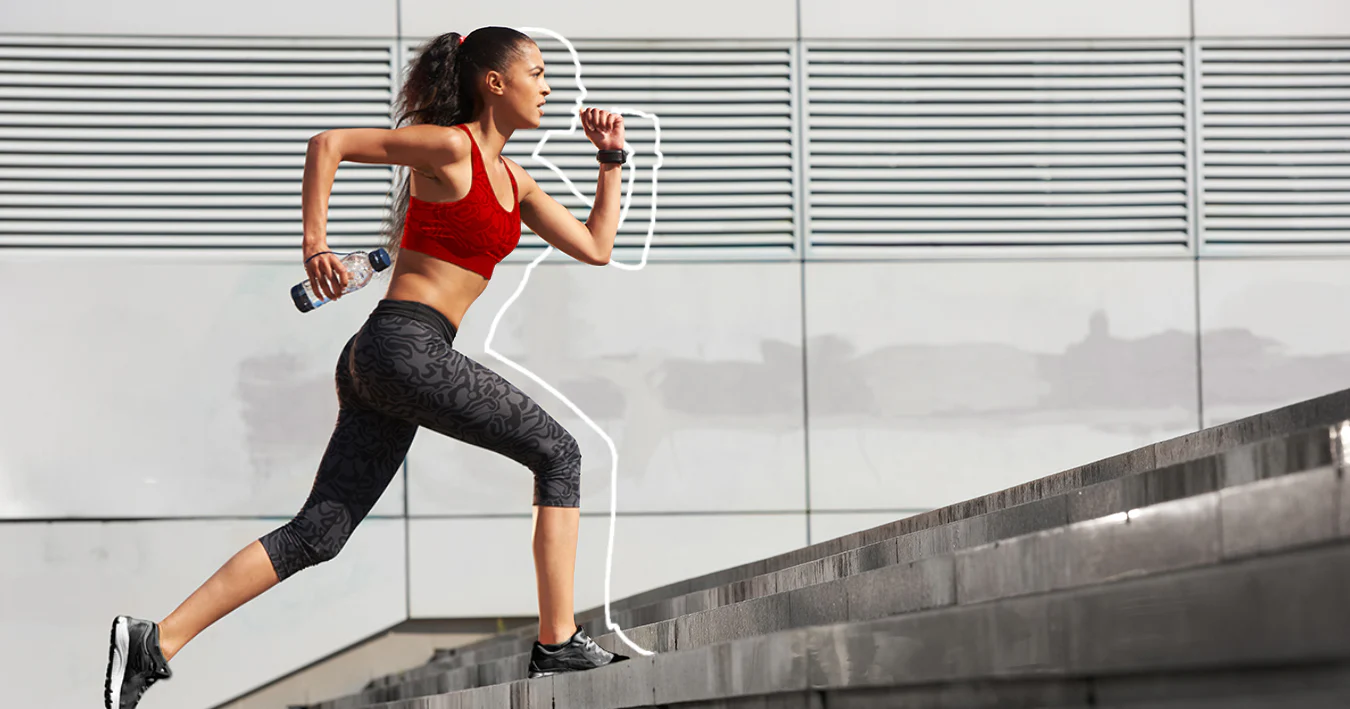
left=358, top=418, right=1343, bottom=701
left=337, top=466, right=1350, bottom=708
left=390, top=391, right=1350, bottom=686
left=309, top=430, right=1350, bottom=708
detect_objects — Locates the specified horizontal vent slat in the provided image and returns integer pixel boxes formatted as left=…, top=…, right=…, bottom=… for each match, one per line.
left=1205, top=217, right=1350, bottom=228
left=1207, top=205, right=1350, bottom=216
left=0, top=87, right=392, bottom=101
left=810, top=231, right=1185, bottom=245
left=815, top=192, right=1186, bottom=206
left=809, top=154, right=1185, bottom=167
left=1, top=38, right=395, bottom=249
left=809, top=128, right=1185, bottom=141
left=806, top=44, right=1189, bottom=250
left=811, top=218, right=1186, bottom=231
left=807, top=166, right=1186, bottom=178
left=0, top=59, right=392, bottom=75
left=1204, top=42, right=1350, bottom=249
left=810, top=77, right=1185, bottom=90
left=808, top=89, right=1186, bottom=103
left=810, top=102, right=1186, bottom=116
left=0, top=74, right=391, bottom=89
left=806, top=62, right=1184, bottom=77
left=810, top=114, right=1186, bottom=128
left=809, top=179, right=1188, bottom=193
left=1200, top=41, right=1350, bottom=249
left=1, top=100, right=395, bottom=115
left=0, top=46, right=395, bottom=61
left=813, top=206, right=1187, bottom=219
left=807, top=50, right=1184, bottom=64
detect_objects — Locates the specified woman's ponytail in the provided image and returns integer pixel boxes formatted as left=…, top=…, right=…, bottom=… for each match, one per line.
left=378, top=28, right=533, bottom=263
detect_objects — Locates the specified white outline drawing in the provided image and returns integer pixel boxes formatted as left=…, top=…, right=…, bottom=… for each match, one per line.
left=484, top=26, right=663, bottom=658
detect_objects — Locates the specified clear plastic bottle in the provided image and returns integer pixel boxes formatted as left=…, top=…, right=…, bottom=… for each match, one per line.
left=291, top=248, right=392, bottom=312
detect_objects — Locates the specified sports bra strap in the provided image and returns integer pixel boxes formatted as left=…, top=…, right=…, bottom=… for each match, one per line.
left=455, top=123, right=517, bottom=209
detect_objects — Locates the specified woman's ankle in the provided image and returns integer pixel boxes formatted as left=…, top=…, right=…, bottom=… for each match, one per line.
left=537, top=622, right=579, bottom=646
left=155, top=621, right=182, bottom=662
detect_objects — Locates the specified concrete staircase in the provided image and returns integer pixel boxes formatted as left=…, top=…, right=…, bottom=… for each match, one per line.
left=303, top=391, right=1350, bottom=709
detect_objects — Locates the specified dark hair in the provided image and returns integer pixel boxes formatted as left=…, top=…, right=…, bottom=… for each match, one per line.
left=378, top=27, right=536, bottom=263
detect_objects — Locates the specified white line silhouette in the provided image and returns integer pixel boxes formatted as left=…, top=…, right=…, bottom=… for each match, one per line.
left=483, top=26, right=664, bottom=657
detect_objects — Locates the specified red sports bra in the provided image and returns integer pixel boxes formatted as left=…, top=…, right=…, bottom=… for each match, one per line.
left=400, top=124, right=521, bottom=280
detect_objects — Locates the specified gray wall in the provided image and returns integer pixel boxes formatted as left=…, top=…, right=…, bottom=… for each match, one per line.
left=3, top=1, right=1350, bottom=707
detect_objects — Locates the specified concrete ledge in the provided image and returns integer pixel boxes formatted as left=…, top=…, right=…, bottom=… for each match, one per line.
left=785, top=579, right=846, bottom=628
left=957, top=493, right=1222, bottom=604
left=588, top=389, right=1350, bottom=623
left=844, top=556, right=956, bottom=622
left=344, top=427, right=1349, bottom=707
left=322, top=461, right=1350, bottom=709
left=321, top=397, right=1350, bottom=708
left=551, top=655, right=655, bottom=709
left=1066, top=545, right=1350, bottom=674
left=1220, top=466, right=1341, bottom=559
left=676, top=594, right=791, bottom=649
left=421, top=395, right=1350, bottom=682
left=812, top=543, right=1350, bottom=691
left=654, top=630, right=809, bottom=705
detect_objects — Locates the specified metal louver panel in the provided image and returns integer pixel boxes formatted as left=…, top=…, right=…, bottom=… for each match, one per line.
left=805, top=44, right=1191, bottom=252
left=399, top=39, right=795, bottom=254
left=1199, top=42, right=1350, bottom=250
left=0, top=36, right=397, bottom=249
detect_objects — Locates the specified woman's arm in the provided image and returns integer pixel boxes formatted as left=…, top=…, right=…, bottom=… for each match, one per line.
left=516, top=108, right=626, bottom=266
left=515, top=163, right=620, bottom=266
left=301, top=125, right=467, bottom=298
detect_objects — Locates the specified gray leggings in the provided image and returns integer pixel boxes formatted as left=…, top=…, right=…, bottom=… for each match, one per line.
left=259, top=299, right=582, bottom=581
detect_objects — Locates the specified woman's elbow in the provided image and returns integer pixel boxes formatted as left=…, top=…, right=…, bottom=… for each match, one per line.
left=307, top=131, right=340, bottom=160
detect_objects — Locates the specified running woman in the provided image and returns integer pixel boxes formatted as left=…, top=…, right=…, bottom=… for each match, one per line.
left=105, top=27, right=631, bottom=709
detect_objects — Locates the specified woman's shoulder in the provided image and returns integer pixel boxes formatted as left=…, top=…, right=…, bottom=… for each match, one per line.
left=397, top=122, right=471, bottom=161
left=441, top=124, right=472, bottom=154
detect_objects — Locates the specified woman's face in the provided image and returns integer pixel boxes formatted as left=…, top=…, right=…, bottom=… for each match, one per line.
left=496, top=42, right=550, bottom=129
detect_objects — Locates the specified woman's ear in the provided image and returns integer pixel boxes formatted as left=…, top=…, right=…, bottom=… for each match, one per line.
left=484, top=69, right=506, bottom=96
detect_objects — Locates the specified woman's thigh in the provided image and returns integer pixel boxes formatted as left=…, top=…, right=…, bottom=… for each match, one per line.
left=350, top=315, right=581, bottom=505
left=413, top=347, right=577, bottom=472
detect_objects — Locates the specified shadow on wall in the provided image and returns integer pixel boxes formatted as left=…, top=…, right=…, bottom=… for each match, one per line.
left=807, top=310, right=1196, bottom=438
left=237, top=351, right=341, bottom=484
left=234, top=305, right=1350, bottom=481
left=1203, top=327, right=1350, bottom=408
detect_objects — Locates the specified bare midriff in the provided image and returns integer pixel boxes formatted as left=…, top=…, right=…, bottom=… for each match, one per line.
left=383, top=249, right=488, bottom=332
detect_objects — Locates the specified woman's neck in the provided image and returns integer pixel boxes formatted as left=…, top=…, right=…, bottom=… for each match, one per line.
left=468, top=112, right=514, bottom=162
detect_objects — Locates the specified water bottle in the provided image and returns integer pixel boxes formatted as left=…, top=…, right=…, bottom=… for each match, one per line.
left=291, top=248, right=392, bottom=312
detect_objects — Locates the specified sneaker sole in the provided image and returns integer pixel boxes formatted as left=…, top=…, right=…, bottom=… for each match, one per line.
left=527, top=656, right=631, bottom=679
left=105, top=616, right=128, bottom=709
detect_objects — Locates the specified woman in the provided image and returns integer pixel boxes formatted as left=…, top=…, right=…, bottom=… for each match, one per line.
left=105, top=26, right=630, bottom=709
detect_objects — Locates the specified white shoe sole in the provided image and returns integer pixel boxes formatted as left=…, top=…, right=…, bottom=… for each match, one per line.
left=105, top=616, right=129, bottom=709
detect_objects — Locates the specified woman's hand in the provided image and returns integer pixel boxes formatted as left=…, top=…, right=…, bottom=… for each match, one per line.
left=304, top=247, right=349, bottom=301
left=580, top=107, right=624, bottom=151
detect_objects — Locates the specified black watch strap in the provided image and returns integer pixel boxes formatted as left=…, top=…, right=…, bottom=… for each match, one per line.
left=597, top=149, right=628, bottom=165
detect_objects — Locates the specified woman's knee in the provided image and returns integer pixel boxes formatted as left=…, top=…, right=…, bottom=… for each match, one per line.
left=533, top=432, right=582, bottom=508
left=258, top=499, right=355, bottom=581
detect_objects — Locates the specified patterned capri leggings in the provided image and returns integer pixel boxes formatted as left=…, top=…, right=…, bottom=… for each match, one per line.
left=259, top=298, right=582, bottom=582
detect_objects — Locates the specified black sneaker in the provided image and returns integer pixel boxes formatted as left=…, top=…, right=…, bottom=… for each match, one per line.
left=527, top=625, right=630, bottom=678
left=105, top=616, right=172, bottom=709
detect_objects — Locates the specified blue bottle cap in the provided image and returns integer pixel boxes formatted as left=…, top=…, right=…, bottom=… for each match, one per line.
left=291, top=283, right=315, bottom=313
left=370, top=248, right=392, bottom=272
